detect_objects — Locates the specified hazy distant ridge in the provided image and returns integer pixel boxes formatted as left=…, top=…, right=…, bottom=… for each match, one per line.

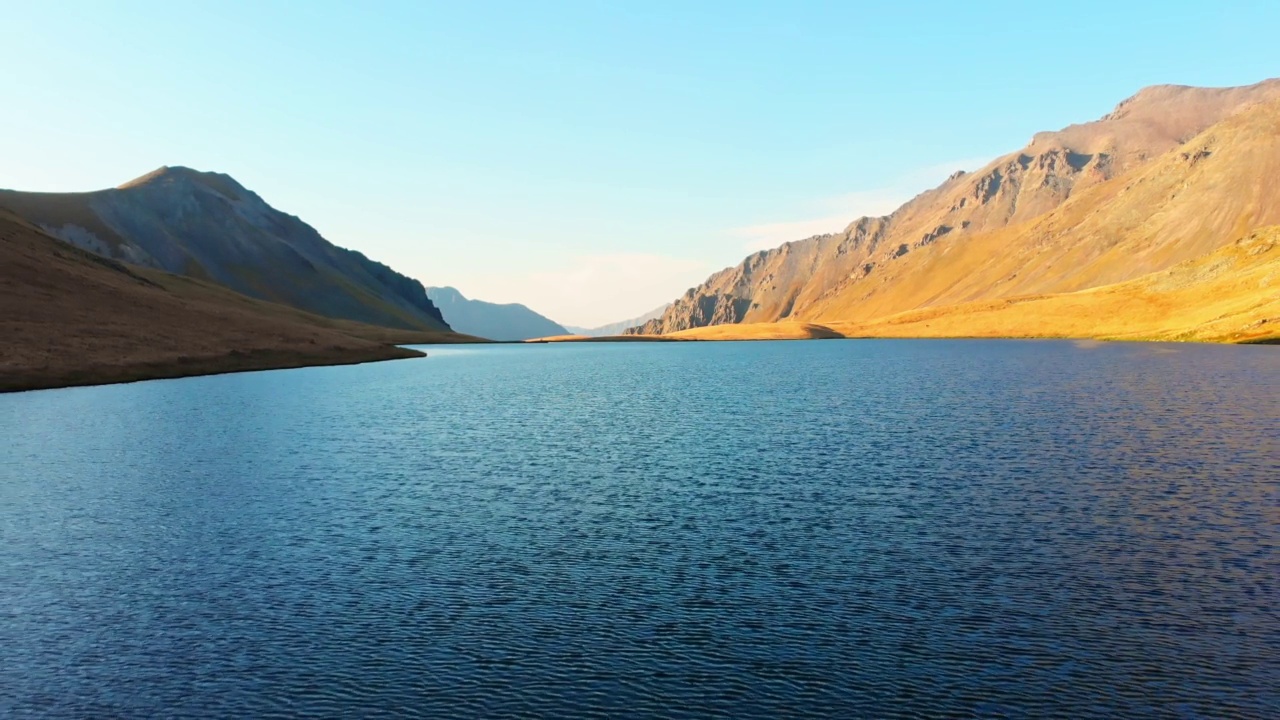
left=566, top=304, right=670, bottom=336
left=426, top=286, right=568, bottom=340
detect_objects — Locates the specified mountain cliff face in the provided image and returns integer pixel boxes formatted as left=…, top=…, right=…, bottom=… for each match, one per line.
left=425, top=286, right=567, bottom=340
left=0, top=167, right=450, bottom=331
left=664, top=225, right=1280, bottom=344
left=801, top=96, right=1280, bottom=325
left=631, top=79, right=1280, bottom=335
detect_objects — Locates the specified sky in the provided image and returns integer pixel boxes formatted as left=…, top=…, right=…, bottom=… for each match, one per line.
left=2, top=1, right=1278, bottom=327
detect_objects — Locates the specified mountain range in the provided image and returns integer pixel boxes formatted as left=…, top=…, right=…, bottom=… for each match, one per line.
left=0, top=167, right=450, bottom=331
left=629, top=79, right=1280, bottom=343
left=425, top=286, right=568, bottom=341
left=565, top=305, right=670, bottom=337
left=4, top=79, right=1277, bottom=394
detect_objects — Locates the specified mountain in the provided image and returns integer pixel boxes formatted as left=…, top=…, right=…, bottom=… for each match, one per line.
left=819, top=226, right=1280, bottom=343
left=565, top=304, right=671, bottom=336
left=1, top=210, right=478, bottom=393
left=425, top=286, right=568, bottom=340
left=665, top=226, right=1279, bottom=344
left=0, top=166, right=450, bottom=331
left=802, top=95, right=1280, bottom=326
left=631, top=79, right=1280, bottom=338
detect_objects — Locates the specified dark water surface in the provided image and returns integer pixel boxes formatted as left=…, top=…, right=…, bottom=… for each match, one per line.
left=2, top=340, right=1278, bottom=718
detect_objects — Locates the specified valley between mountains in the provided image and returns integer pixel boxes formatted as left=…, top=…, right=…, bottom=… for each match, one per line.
left=3, top=79, right=1278, bottom=392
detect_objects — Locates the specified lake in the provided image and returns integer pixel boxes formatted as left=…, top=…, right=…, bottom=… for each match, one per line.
left=2, top=340, right=1277, bottom=718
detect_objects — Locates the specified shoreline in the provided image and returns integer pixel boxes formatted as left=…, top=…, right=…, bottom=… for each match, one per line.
left=530, top=334, right=1278, bottom=345
left=1, top=345, right=425, bottom=394
left=7, top=333, right=1273, bottom=395
left=1, top=211, right=493, bottom=396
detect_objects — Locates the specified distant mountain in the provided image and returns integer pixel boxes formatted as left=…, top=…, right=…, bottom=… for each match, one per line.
left=565, top=304, right=670, bottom=336
left=632, top=79, right=1280, bottom=337
left=425, top=286, right=568, bottom=340
left=0, top=166, right=450, bottom=331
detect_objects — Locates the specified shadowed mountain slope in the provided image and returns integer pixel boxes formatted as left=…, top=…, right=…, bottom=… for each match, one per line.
left=632, top=79, right=1280, bottom=336
left=425, top=286, right=568, bottom=341
left=0, top=167, right=450, bottom=331
left=1, top=210, right=478, bottom=392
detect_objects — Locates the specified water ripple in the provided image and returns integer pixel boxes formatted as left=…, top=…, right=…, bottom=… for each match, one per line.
left=1, top=340, right=1277, bottom=718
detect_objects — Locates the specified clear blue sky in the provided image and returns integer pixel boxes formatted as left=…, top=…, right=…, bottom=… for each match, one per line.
left=2, top=1, right=1277, bottom=326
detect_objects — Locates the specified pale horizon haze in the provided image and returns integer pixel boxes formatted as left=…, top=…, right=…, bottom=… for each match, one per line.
left=2, top=1, right=1278, bottom=326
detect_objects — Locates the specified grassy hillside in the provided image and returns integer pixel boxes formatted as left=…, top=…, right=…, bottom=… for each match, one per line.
left=1, top=211, right=480, bottom=392
left=660, top=227, right=1280, bottom=344
left=0, top=166, right=452, bottom=331
left=802, top=99, right=1280, bottom=325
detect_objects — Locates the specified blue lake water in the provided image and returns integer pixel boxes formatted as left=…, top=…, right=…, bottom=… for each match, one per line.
left=2, top=339, right=1278, bottom=718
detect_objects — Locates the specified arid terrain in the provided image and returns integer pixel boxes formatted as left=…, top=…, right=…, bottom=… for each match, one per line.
left=660, top=226, right=1280, bottom=343
left=0, top=210, right=479, bottom=392
left=4, top=81, right=1277, bottom=396
left=630, top=80, right=1280, bottom=344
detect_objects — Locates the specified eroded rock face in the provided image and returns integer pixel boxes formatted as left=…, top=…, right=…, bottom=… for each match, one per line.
left=630, top=221, right=888, bottom=334
left=0, top=166, right=450, bottom=331
left=631, top=79, right=1280, bottom=335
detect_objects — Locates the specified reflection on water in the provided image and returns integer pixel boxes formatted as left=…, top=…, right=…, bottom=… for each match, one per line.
left=2, top=340, right=1277, bottom=718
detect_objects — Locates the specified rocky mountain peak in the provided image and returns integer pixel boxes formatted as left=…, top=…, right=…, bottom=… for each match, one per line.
left=427, top=286, right=467, bottom=302
left=116, top=166, right=251, bottom=203
left=1102, top=84, right=1195, bottom=121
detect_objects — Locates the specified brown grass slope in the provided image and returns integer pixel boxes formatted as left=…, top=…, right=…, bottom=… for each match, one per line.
left=828, top=226, right=1280, bottom=343
left=658, top=226, right=1279, bottom=343
left=631, top=78, right=1280, bottom=336
left=802, top=97, right=1280, bottom=324
left=0, top=211, right=480, bottom=393
left=0, top=166, right=452, bottom=331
